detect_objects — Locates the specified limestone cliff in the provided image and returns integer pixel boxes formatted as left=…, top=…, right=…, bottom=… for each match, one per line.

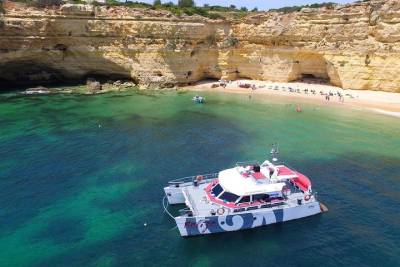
left=0, top=1, right=400, bottom=92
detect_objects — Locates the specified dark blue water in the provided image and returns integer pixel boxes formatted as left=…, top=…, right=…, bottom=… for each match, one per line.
left=0, top=91, right=399, bottom=267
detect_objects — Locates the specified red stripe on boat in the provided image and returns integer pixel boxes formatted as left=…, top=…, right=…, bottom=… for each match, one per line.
left=252, top=172, right=265, bottom=180
left=292, top=172, right=311, bottom=191
left=278, top=166, right=295, bottom=176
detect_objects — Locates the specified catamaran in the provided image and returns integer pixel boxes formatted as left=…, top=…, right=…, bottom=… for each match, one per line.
left=163, top=147, right=327, bottom=237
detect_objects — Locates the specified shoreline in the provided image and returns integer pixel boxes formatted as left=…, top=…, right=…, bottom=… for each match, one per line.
left=2, top=78, right=400, bottom=118
left=182, top=79, right=400, bottom=117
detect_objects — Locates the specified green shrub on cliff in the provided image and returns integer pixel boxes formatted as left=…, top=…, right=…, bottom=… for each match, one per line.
left=270, top=2, right=335, bottom=13
left=106, top=0, right=119, bottom=5
left=33, top=0, right=63, bottom=7
left=168, top=6, right=182, bottom=16
left=221, top=37, right=239, bottom=48
left=116, top=1, right=152, bottom=9
left=1, top=0, right=235, bottom=20
left=178, top=0, right=195, bottom=8
left=71, top=0, right=86, bottom=4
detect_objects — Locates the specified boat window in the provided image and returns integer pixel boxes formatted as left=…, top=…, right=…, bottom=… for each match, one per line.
left=252, top=194, right=269, bottom=202
left=219, top=192, right=240, bottom=203
left=233, top=208, right=246, bottom=213
left=211, top=184, right=223, bottom=196
left=238, top=195, right=250, bottom=203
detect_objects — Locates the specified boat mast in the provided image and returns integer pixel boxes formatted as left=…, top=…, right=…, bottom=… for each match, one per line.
left=270, top=143, right=279, bottom=162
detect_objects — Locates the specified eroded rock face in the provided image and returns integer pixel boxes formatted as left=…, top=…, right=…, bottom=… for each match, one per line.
left=1, top=1, right=400, bottom=92
left=60, top=4, right=95, bottom=16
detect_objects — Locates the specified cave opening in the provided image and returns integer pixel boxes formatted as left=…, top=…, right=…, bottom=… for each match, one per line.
left=0, top=59, right=134, bottom=90
left=291, top=53, right=337, bottom=86
left=296, top=73, right=331, bottom=85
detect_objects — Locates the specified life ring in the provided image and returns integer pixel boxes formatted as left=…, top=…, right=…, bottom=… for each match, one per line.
left=304, top=195, right=311, bottom=201
left=217, top=207, right=225, bottom=215
left=196, top=175, right=204, bottom=182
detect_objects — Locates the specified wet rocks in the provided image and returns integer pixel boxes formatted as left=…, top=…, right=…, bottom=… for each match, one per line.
left=85, top=79, right=137, bottom=93
left=24, top=86, right=52, bottom=95
left=86, top=79, right=102, bottom=93
left=112, top=80, right=136, bottom=88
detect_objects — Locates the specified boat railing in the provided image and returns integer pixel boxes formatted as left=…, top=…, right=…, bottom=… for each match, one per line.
left=235, top=161, right=260, bottom=167
left=168, top=172, right=219, bottom=186
left=236, top=160, right=293, bottom=168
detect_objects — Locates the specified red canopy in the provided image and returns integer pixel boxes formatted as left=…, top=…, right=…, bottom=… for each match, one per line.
left=292, top=172, right=311, bottom=191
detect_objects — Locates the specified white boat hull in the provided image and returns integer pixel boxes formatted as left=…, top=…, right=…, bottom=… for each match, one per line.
left=174, top=201, right=322, bottom=236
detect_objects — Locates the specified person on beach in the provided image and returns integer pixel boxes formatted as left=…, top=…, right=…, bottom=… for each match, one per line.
left=325, top=94, right=330, bottom=101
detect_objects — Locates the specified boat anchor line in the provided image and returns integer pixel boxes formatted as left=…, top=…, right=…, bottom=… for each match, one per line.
left=162, top=195, right=175, bottom=220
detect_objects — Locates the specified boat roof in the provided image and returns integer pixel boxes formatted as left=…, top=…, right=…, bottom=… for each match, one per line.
left=218, top=167, right=286, bottom=196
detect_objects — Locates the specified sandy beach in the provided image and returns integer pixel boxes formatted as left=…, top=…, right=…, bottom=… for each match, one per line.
left=184, top=79, right=400, bottom=117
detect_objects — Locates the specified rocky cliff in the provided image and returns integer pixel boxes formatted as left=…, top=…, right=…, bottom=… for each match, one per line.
left=1, top=1, right=400, bottom=92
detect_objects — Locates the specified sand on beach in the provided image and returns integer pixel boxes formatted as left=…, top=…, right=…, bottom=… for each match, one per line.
left=183, top=79, right=400, bottom=115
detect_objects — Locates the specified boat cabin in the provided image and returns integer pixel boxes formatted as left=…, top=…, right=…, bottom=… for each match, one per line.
left=204, top=161, right=312, bottom=210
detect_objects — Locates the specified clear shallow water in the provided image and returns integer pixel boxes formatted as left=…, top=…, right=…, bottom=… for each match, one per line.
left=0, top=90, right=399, bottom=267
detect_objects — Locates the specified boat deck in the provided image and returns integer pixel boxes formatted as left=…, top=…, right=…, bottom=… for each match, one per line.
left=183, top=183, right=220, bottom=217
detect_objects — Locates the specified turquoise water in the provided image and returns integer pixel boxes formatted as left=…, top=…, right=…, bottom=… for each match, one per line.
left=0, top=90, right=399, bottom=267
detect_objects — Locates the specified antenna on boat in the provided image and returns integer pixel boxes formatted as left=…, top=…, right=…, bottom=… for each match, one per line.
left=270, top=143, right=279, bottom=162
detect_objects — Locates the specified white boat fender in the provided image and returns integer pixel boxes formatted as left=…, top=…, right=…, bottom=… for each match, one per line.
left=217, top=207, right=225, bottom=215
left=304, top=195, right=311, bottom=201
